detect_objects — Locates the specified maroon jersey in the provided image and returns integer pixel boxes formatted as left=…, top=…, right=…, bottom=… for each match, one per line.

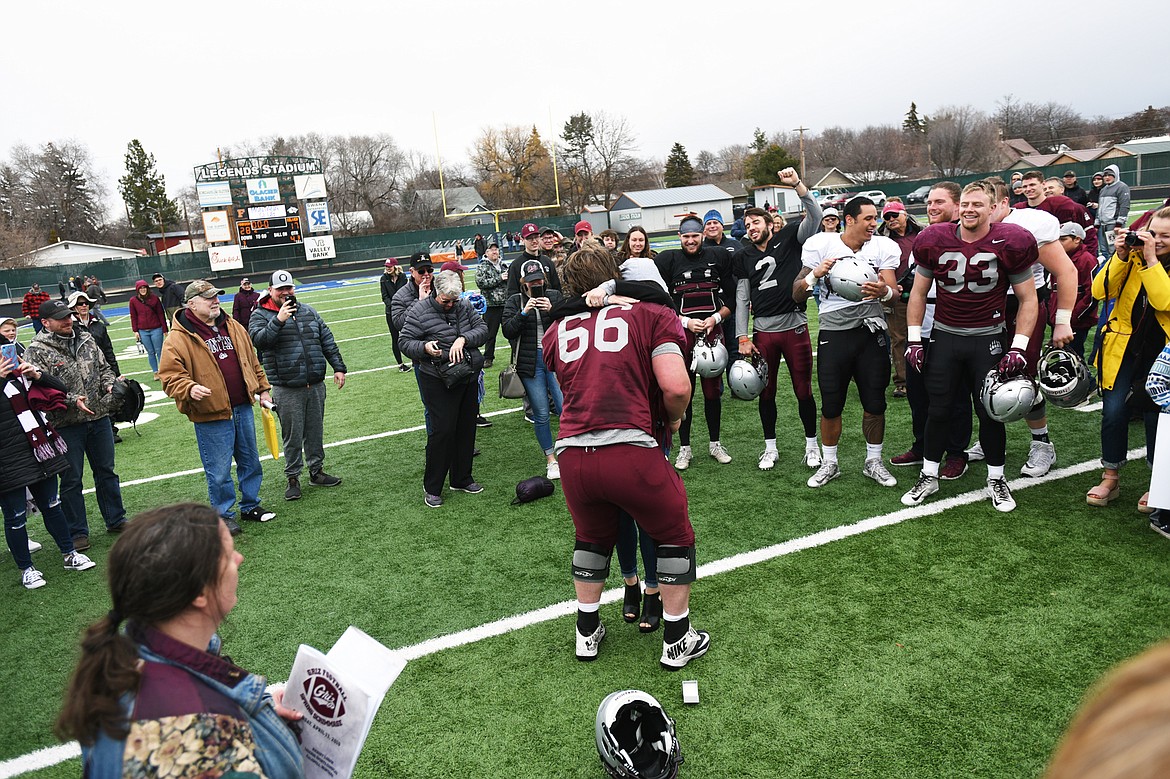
left=912, top=222, right=1038, bottom=333
left=1015, top=194, right=1097, bottom=254
left=543, top=302, right=685, bottom=439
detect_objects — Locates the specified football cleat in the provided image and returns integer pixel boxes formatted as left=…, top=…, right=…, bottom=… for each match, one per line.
left=709, top=443, right=732, bottom=464
left=758, top=450, right=779, bottom=470
left=660, top=627, right=711, bottom=671
left=807, top=461, right=840, bottom=488
left=804, top=445, right=822, bottom=469
left=901, top=473, right=939, bottom=506
left=987, top=477, right=1016, bottom=512
left=576, top=622, right=606, bottom=661
left=674, top=446, right=692, bottom=471
left=863, top=458, right=897, bottom=487
left=1020, top=441, right=1056, bottom=478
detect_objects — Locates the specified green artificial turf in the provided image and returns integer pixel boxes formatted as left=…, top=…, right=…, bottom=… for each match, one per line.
left=2, top=271, right=1168, bottom=778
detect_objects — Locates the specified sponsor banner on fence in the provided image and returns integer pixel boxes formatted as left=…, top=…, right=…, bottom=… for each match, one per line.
left=202, top=210, right=232, bottom=243
left=197, top=181, right=233, bottom=208
left=306, top=201, right=331, bottom=233
left=246, top=178, right=281, bottom=204
left=304, top=235, right=336, bottom=261
left=209, top=244, right=244, bottom=272
left=295, top=173, right=328, bottom=200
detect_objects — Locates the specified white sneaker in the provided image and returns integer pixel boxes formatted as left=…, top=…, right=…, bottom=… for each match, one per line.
left=27, top=539, right=42, bottom=553
left=709, top=443, right=732, bottom=464
left=1020, top=441, right=1055, bottom=477
left=804, top=445, right=822, bottom=469
left=660, top=626, right=711, bottom=671
left=546, top=461, right=561, bottom=480
left=807, top=460, right=840, bottom=488
left=901, top=472, right=939, bottom=506
left=987, top=477, right=1016, bottom=512
left=863, top=458, right=897, bottom=487
left=21, top=567, right=46, bottom=589
left=576, top=622, right=605, bottom=661
left=674, top=446, right=693, bottom=471
left=966, top=441, right=985, bottom=462
left=758, top=450, right=778, bottom=470
left=63, top=551, right=96, bottom=571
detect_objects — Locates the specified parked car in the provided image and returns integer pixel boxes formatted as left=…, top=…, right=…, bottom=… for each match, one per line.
left=817, top=188, right=847, bottom=208
left=829, top=192, right=858, bottom=210
left=857, top=190, right=888, bottom=209
left=905, top=185, right=932, bottom=204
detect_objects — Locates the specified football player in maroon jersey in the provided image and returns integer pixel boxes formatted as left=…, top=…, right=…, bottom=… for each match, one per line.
left=1018, top=170, right=1098, bottom=257
left=735, top=168, right=824, bottom=471
left=545, top=243, right=711, bottom=671
left=901, top=181, right=1040, bottom=512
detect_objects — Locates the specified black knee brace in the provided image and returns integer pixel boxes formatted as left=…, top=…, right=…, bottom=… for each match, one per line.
left=656, top=545, right=697, bottom=585
left=572, top=541, right=612, bottom=583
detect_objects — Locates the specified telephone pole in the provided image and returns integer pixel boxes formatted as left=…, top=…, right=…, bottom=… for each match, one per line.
left=792, top=126, right=808, bottom=180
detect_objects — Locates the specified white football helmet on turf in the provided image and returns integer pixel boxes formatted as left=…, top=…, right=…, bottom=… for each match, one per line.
left=690, top=334, right=728, bottom=378
left=595, top=689, right=682, bottom=779
left=728, top=353, right=768, bottom=400
left=1036, top=347, right=1096, bottom=408
left=826, top=255, right=877, bottom=302
left=981, top=369, right=1039, bottom=423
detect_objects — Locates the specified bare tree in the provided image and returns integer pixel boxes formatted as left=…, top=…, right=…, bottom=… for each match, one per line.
left=929, top=105, right=1000, bottom=177
left=994, top=95, right=1088, bottom=152
left=329, top=134, right=407, bottom=232
left=715, top=144, right=749, bottom=178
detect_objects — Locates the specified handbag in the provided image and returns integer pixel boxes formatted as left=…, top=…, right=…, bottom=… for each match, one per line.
left=498, top=343, right=525, bottom=399
left=436, top=308, right=484, bottom=388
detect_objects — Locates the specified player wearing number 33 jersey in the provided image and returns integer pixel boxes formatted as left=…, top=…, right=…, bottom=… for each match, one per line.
left=911, top=221, right=1037, bottom=334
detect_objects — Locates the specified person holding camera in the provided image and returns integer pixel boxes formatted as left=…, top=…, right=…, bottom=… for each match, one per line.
left=502, top=260, right=565, bottom=480
left=1087, top=207, right=1170, bottom=510
left=249, top=270, right=346, bottom=502
left=399, top=270, right=488, bottom=508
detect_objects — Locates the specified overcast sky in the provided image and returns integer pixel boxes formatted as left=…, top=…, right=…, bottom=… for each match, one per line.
left=3, top=0, right=1162, bottom=213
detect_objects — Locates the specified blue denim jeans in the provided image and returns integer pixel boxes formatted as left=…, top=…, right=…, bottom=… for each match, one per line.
left=194, top=404, right=264, bottom=520
left=1101, top=355, right=1160, bottom=469
left=138, top=327, right=165, bottom=372
left=520, top=348, right=563, bottom=454
left=616, top=512, right=658, bottom=588
left=2, top=476, right=74, bottom=571
left=58, top=418, right=126, bottom=536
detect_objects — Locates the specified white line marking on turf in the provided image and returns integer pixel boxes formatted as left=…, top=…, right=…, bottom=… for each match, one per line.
left=0, top=744, right=81, bottom=778
left=9, top=441, right=1134, bottom=776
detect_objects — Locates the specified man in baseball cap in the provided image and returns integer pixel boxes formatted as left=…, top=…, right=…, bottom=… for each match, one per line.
left=184, top=279, right=227, bottom=302
left=507, top=224, right=562, bottom=296
left=573, top=220, right=593, bottom=249
left=250, top=269, right=347, bottom=500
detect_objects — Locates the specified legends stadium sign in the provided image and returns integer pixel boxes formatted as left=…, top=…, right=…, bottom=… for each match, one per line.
left=194, top=156, right=323, bottom=183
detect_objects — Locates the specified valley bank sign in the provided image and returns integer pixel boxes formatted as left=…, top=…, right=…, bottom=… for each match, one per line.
left=193, top=156, right=323, bottom=183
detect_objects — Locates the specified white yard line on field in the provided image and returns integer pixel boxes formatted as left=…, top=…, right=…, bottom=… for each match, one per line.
left=8, top=446, right=1142, bottom=777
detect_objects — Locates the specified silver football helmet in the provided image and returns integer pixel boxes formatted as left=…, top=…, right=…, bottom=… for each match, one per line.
left=1037, top=347, right=1096, bottom=408
left=728, top=353, right=768, bottom=400
left=826, top=255, right=878, bottom=303
left=596, top=690, right=682, bottom=779
left=690, top=334, right=728, bottom=378
left=981, top=369, right=1039, bottom=423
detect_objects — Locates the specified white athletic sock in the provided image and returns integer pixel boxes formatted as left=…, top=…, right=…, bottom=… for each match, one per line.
left=987, top=464, right=1005, bottom=480
left=866, top=443, right=883, bottom=460
left=922, top=459, right=940, bottom=477
left=765, top=438, right=777, bottom=453
left=577, top=601, right=600, bottom=613
left=822, top=445, right=838, bottom=464
left=663, top=608, right=689, bottom=622
left=805, top=436, right=818, bottom=450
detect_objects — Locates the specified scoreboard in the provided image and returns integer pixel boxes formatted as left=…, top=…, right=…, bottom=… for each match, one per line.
left=237, top=216, right=303, bottom=249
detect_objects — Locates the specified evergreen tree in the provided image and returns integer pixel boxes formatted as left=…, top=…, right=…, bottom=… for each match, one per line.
left=745, top=144, right=800, bottom=188
left=118, top=139, right=180, bottom=234
left=663, top=143, right=694, bottom=188
left=903, top=102, right=928, bottom=134
left=750, top=128, right=768, bottom=154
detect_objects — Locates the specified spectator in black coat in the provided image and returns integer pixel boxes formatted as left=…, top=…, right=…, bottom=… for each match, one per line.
left=502, top=260, right=565, bottom=481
